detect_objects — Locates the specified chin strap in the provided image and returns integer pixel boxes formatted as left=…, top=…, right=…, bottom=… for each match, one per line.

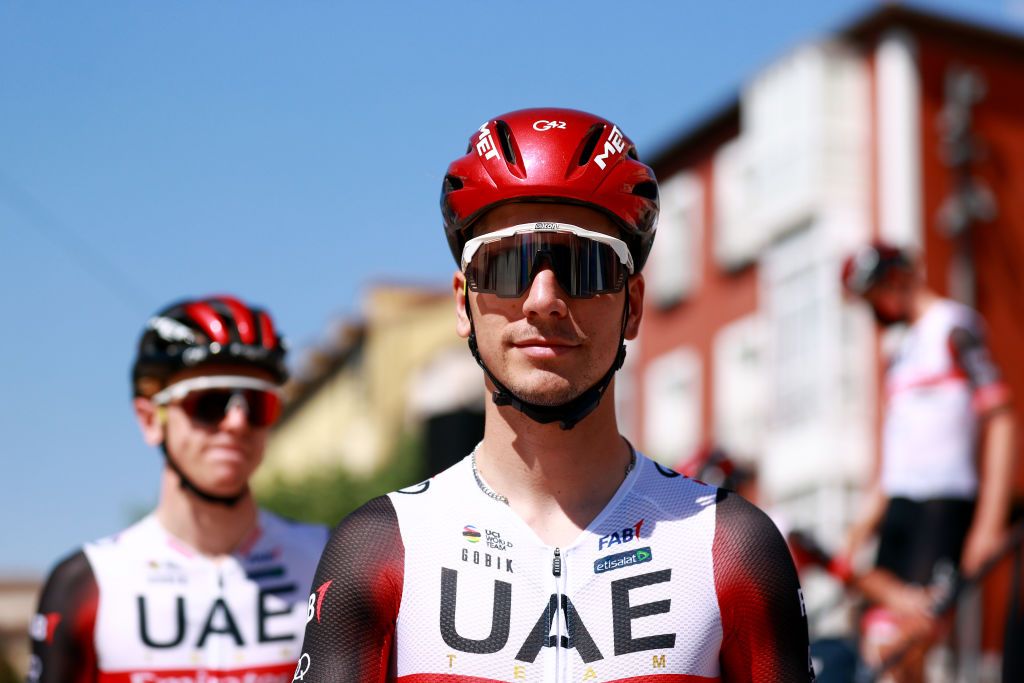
left=465, top=286, right=630, bottom=431
left=159, top=442, right=248, bottom=507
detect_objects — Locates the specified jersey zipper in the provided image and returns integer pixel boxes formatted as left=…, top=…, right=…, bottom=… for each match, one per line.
left=552, top=547, right=565, bottom=682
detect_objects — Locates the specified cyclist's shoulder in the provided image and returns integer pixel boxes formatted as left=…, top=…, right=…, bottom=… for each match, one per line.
left=710, top=488, right=790, bottom=564
left=80, top=515, right=159, bottom=562
left=41, top=547, right=96, bottom=596
left=384, top=453, right=474, bottom=509
left=630, top=452, right=721, bottom=509
left=930, top=298, right=984, bottom=331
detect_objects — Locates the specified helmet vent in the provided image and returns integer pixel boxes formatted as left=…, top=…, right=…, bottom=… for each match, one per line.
left=495, top=120, right=517, bottom=166
left=443, top=174, right=464, bottom=192
left=632, top=181, right=658, bottom=201
left=627, top=147, right=639, bottom=160
left=576, top=124, right=606, bottom=167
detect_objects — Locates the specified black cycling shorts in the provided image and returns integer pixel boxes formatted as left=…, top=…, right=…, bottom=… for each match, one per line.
left=876, top=496, right=975, bottom=585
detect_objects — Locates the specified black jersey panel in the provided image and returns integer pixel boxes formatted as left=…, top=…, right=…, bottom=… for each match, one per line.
left=298, top=495, right=405, bottom=682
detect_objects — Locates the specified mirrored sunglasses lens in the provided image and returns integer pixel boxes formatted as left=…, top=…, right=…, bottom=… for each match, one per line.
left=467, top=233, right=625, bottom=298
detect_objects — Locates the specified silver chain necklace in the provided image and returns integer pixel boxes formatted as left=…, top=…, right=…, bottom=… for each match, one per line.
left=470, top=442, right=636, bottom=506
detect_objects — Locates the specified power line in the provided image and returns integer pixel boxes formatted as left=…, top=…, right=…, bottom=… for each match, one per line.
left=0, top=170, right=153, bottom=314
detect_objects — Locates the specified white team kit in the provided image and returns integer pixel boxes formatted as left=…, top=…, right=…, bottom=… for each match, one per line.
left=298, top=453, right=814, bottom=682
left=882, top=298, right=1009, bottom=500
left=29, top=510, right=327, bottom=682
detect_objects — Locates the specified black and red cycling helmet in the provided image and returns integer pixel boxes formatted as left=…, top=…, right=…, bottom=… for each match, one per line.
left=840, top=242, right=914, bottom=296
left=132, top=295, right=287, bottom=396
left=441, top=108, right=660, bottom=271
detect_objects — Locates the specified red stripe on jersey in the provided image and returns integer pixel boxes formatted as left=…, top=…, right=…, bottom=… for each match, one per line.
left=74, top=583, right=99, bottom=683
left=256, top=311, right=277, bottom=349
left=886, top=371, right=967, bottom=397
left=183, top=302, right=229, bottom=345
left=216, top=295, right=257, bottom=344
left=98, top=662, right=296, bottom=682
left=399, top=676, right=716, bottom=682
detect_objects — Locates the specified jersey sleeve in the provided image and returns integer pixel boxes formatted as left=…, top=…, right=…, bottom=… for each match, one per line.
left=27, top=550, right=98, bottom=683
left=948, top=324, right=1011, bottom=414
left=712, top=489, right=815, bottom=682
left=297, top=495, right=405, bottom=682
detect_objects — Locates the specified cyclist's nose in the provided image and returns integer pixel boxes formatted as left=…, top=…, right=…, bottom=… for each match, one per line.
left=523, top=260, right=569, bottom=319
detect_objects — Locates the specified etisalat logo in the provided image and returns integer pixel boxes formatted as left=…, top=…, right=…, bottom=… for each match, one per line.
left=593, top=546, right=653, bottom=574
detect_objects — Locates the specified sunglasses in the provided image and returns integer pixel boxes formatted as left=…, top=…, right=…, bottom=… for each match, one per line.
left=152, top=375, right=283, bottom=428
left=461, top=222, right=634, bottom=299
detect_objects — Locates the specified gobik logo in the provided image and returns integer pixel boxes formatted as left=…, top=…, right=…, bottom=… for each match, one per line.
left=594, top=547, right=653, bottom=574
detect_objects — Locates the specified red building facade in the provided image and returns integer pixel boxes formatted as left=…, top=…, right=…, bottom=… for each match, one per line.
left=623, top=5, right=1024, bottom=669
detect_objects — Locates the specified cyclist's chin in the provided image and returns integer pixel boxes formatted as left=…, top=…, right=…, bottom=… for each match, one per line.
left=200, top=451, right=258, bottom=484
left=504, top=371, right=590, bottom=407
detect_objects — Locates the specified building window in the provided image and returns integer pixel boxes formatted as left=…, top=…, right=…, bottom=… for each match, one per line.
left=713, top=315, right=766, bottom=463
left=647, top=173, right=702, bottom=308
left=643, top=347, right=702, bottom=466
left=762, top=226, right=823, bottom=430
left=713, top=137, right=756, bottom=269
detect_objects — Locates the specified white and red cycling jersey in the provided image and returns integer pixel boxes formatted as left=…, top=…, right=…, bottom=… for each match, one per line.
left=298, top=452, right=814, bottom=682
left=29, top=510, right=327, bottom=683
left=881, top=298, right=1011, bottom=501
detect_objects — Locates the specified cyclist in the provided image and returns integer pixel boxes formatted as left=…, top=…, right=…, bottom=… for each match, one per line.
left=28, top=295, right=328, bottom=682
left=840, top=243, right=1016, bottom=678
left=297, top=108, right=814, bottom=682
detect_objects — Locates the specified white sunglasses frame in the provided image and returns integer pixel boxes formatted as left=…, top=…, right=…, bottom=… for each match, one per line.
left=460, top=222, right=635, bottom=275
left=151, top=375, right=282, bottom=406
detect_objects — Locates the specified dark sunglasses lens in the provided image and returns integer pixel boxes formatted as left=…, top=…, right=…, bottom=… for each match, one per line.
left=182, top=390, right=233, bottom=424
left=180, top=389, right=281, bottom=427
left=467, top=233, right=625, bottom=298
left=243, top=390, right=282, bottom=427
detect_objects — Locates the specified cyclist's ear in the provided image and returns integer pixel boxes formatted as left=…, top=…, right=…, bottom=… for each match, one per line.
left=454, top=272, right=472, bottom=340
left=133, top=396, right=166, bottom=447
left=624, top=274, right=646, bottom=341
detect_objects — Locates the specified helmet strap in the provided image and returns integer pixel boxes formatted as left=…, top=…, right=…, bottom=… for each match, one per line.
left=158, top=441, right=249, bottom=508
left=464, top=285, right=629, bottom=430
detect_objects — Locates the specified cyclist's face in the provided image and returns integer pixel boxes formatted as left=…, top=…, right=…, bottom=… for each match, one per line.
left=864, top=271, right=913, bottom=326
left=138, top=365, right=273, bottom=495
left=454, top=203, right=644, bottom=409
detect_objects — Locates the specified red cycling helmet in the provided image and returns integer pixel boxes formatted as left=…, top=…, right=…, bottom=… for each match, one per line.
left=132, top=295, right=287, bottom=396
left=841, top=242, right=914, bottom=296
left=441, top=108, right=660, bottom=271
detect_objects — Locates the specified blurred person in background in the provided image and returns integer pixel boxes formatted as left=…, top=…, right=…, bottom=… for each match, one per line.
left=297, top=108, right=814, bottom=682
left=28, top=296, right=327, bottom=682
left=840, top=243, right=1016, bottom=680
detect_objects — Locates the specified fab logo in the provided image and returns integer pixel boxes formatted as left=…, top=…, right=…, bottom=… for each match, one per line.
left=597, top=520, right=644, bottom=551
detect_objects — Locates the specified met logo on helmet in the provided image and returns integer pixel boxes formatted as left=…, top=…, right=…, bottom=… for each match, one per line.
left=475, top=122, right=500, bottom=162
left=593, top=125, right=625, bottom=170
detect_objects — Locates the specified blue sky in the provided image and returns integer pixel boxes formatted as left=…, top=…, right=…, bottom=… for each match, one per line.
left=2, top=0, right=1019, bottom=575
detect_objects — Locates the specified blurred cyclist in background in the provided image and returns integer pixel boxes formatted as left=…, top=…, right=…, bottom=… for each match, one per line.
left=841, top=243, right=1016, bottom=680
left=28, top=295, right=327, bottom=682
left=297, top=108, right=814, bottom=682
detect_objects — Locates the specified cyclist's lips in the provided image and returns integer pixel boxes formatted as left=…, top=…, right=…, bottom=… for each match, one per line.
left=512, top=337, right=579, bottom=359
